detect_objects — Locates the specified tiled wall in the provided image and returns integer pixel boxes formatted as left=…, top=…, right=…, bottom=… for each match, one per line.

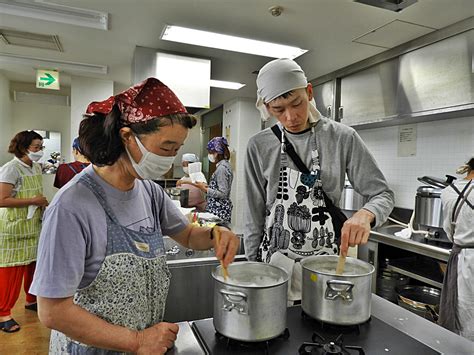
left=358, top=116, right=474, bottom=209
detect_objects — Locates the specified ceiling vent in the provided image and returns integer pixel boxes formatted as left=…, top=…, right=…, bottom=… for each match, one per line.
left=13, top=91, right=69, bottom=106
left=0, top=29, right=63, bottom=52
left=354, top=0, right=418, bottom=12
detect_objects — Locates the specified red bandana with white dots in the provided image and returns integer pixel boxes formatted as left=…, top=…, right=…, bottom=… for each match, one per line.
left=85, top=78, right=187, bottom=123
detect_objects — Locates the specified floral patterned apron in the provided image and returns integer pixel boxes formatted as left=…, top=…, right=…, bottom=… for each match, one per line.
left=50, top=175, right=171, bottom=354
left=257, top=126, right=339, bottom=263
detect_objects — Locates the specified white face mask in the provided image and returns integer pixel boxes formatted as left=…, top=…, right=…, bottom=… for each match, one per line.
left=27, top=150, right=44, bottom=162
left=182, top=166, right=189, bottom=175
left=208, top=154, right=217, bottom=163
left=126, top=135, right=176, bottom=180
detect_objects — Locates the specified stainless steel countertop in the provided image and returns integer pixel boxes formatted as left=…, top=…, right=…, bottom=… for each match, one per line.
left=372, top=294, right=473, bottom=354
left=370, top=224, right=451, bottom=261
left=169, top=295, right=473, bottom=354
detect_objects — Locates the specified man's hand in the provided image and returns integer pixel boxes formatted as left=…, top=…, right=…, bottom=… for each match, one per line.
left=340, top=209, right=375, bottom=257
left=213, top=227, right=240, bottom=268
left=135, top=322, right=179, bottom=355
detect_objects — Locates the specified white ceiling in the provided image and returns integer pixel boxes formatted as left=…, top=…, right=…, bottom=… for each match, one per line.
left=1, top=0, right=473, bottom=108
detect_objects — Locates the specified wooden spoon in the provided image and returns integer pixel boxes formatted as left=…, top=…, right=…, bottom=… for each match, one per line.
left=213, top=226, right=229, bottom=280
left=335, top=253, right=346, bottom=275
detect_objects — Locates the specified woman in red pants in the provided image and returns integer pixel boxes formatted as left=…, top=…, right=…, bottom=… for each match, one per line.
left=0, top=130, right=48, bottom=332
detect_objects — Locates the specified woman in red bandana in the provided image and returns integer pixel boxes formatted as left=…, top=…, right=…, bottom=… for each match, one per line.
left=29, top=78, right=240, bottom=354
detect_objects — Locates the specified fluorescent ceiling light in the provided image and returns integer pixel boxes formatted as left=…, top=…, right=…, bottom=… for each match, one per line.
left=0, top=53, right=108, bottom=74
left=161, top=25, right=307, bottom=59
left=210, top=80, right=245, bottom=90
left=0, top=0, right=108, bottom=30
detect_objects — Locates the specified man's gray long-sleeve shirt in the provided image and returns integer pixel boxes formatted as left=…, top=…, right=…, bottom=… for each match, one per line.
left=243, top=117, right=394, bottom=261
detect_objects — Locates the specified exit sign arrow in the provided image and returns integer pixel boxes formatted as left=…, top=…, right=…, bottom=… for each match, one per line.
left=40, top=73, right=56, bottom=86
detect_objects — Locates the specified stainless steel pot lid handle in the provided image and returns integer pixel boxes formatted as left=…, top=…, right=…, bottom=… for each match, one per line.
left=219, top=289, right=248, bottom=315
left=325, top=279, right=354, bottom=302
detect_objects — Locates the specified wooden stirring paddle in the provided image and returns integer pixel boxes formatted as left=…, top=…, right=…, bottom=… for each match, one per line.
left=335, top=253, right=346, bottom=275
left=213, top=226, right=229, bottom=280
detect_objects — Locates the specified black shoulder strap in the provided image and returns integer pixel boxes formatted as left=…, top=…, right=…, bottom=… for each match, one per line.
left=271, top=125, right=347, bottom=220
left=451, top=180, right=473, bottom=222
left=271, top=124, right=310, bottom=174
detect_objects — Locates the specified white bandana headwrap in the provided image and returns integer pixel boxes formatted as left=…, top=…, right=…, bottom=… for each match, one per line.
left=256, top=58, right=321, bottom=123
left=182, top=153, right=199, bottom=163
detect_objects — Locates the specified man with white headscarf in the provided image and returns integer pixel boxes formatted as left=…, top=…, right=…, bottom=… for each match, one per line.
left=243, top=58, right=394, bottom=302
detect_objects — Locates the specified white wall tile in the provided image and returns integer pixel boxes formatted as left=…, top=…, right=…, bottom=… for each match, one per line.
left=358, top=116, right=473, bottom=209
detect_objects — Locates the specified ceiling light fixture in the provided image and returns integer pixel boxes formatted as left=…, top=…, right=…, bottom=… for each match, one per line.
left=161, top=25, right=307, bottom=59
left=210, top=80, right=245, bottom=90
left=0, top=0, right=109, bottom=30
left=0, top=53, right=108, bottom=74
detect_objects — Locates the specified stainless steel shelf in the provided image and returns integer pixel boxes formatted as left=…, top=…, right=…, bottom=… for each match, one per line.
left=386, top=265, right=443, bottom=289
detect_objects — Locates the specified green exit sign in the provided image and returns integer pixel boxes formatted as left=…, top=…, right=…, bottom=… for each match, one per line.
left=36, top=70, right=60, bottom=90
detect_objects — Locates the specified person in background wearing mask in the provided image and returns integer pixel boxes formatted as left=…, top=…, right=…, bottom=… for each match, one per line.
left=244, top=59, right=394, bottom=302
left=194, top=137, right=233, bottom=226
left=0, top=130, right=48, bottom=333
left=29, top=78, right=239, bottom=354
left=439, top=157, right=474, bottom=341
left=53, top=137, right=90, bottom=189
left=176, top=153, right=206, bottom=211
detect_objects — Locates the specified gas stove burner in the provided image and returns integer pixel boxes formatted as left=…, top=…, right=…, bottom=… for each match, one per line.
left=298, top=333, right=365, bottom=355
left=301, top=311, right=371, bottom=335
left=214, top=328, right=290, bottom=355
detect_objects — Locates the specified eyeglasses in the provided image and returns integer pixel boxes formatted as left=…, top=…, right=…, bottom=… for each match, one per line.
left=29, top=145, right=45, bottom=150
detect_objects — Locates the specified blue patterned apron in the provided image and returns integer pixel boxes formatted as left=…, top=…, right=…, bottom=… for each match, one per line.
left=49, top=174, right=171, bottom=354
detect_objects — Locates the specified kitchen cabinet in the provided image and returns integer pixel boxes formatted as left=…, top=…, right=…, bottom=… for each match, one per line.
left=357, top=239, right=378, bottom=293
left=313, top=80, right=334, bottom=119
left=312, top=18, right=474, bottom=129
left=339, top=58, right=399, bottom=126
left=398, top=30, right=473, bottom=117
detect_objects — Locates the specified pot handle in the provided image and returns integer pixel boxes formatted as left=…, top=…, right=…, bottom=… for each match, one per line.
left=219, top=289, right=248, bottom=315
left=325, top=280, right=354, bottom=301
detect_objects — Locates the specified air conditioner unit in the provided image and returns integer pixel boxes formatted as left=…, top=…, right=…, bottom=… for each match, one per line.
left=13, top=91, right=70, bottom=106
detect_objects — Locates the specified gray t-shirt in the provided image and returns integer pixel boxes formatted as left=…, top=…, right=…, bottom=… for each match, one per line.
left=30, top=165, right=187, bottom=298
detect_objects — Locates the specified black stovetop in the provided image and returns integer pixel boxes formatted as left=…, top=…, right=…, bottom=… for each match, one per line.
left=191, top=306, right=440, bottom=355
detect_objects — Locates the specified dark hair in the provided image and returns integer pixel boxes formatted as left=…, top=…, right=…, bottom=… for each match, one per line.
left=277, top=90, right=295, bottom=100
left=211, top=145, right=230, bottom=162
left=79, top=105, right=197, bottom=166
left=468, top=158, right=474, bottom=170
left=8, top=130, right=43, bottom=158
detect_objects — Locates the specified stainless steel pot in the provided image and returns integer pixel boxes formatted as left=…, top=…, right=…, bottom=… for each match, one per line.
left=212, top=262, right=289, bottom=342
left=165, top=187, right=189, bottom=207
left=414, top=186, right=444, bottom=229
left=340, top=182, right=367, bottom=211
left=301, top=255, right=374, bottom=325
